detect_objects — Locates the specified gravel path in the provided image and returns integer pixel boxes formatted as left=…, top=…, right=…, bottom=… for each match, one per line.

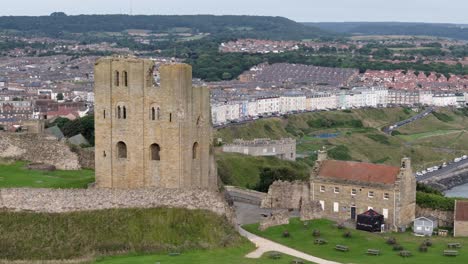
left=238, top=226, right=341, bottom=264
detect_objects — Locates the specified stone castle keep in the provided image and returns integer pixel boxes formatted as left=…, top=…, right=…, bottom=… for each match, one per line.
left=94, top=57, right=217, bottom=189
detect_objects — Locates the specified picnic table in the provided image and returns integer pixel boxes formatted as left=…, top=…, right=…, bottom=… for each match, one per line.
left=444, top=250, right=459, bottom=256
left=399, top=250, right=412, bottom=257
left=268, top=251, right=282, bottom=259
left=335, top=245, right=349, bottom=251
left=314, top=238, right=328, bottom=245
left=168, top=252, right=180, bottom=256
left=366, top=249, right=380, bottom=255
left=447, top=242, right=461, bottom=249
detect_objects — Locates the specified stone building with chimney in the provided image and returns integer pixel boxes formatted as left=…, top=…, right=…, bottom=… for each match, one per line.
left=94, top=57, right=217, bottom=189
left=310, top=149, right=416, bottom=230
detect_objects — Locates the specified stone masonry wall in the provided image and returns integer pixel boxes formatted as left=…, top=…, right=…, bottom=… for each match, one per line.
left=0, top=188, right=231, bottom=216
left=416, top=205, right=454, bottom=227
left=0, top=133, right=80, bottom=170
left=261, top=180, right=308, bottom=209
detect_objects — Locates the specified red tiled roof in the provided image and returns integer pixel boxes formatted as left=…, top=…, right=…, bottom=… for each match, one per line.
left=318, top=160, right=400, bottom=184
left=455, top=200, right=468, bottom=221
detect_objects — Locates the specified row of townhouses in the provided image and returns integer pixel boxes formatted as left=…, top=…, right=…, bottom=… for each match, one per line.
left=211, top=87, right=468, bottom=125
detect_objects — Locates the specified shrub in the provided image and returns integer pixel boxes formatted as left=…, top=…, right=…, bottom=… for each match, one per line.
left=419, top=244, right=428, bottom=252
left=432, top=112, right=454, bottom=122
left=393, top=244, right=404, bottom=251
left=282, top=231, right=290, bottom=238
left=366, top=134, right=391, bottom=145
left=387, top=237, right=397, bottom=245
left=391, top=130, right=402, bottom=136
left=416, top=191, right=455, bottom=211
left=312, top=229, right=320, bottom=237
left=423, top=239, right=433, bottom=247
left=328, top=145, right=352, bottom=161
left=342, top=109, right=352, bottom=113
left=343, top=231, right=352, bottom=238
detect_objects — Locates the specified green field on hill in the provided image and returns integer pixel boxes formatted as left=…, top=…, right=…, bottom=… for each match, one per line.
left=0, top=160, right=94, bottom=188
left=244, top=218, right=468, bottom=264
left=216, top=107, right=468, bottom=189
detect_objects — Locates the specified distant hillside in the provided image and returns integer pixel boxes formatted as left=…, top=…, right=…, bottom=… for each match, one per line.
left=305, top=22, right=468, bottom=40
left=0, top=14, right=332, bottom=40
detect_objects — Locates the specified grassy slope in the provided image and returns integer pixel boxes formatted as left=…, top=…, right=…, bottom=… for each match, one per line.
left=0, top=160, right=94, bottom=188
left=96, top=242, right=314, bottom=264
left=216, top=108, right=468, bottom=180
left=216, top=153, right=310, bottom=188
left=0, top=208, right=241, bottom=260
left=244, top=218, right=468, bottom=264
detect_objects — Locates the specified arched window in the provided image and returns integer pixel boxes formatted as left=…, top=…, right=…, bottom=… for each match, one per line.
left=114, top=71, right=120, bottom=86
left=117, top=106, right=121, bottom=119
left=123, top=106, right=127, bottom=119
left=192, top=142, right=199, bottom=159
left=150, top=144, right=161, bottom=161
left=151, top=107, right=155, bottom=121
left=117, top=141, right=127, bottom=159
left=123, top=71, right=128, bottom=87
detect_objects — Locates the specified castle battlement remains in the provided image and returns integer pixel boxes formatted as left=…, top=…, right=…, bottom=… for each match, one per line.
left=94, top=57, right=217, bottom=189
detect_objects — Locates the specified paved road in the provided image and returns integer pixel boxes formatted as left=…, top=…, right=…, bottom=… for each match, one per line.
left=417, top=158, right=468, bottom=181
left=238, top=226, right=341, bottom=264
left=384, top=107, right=433, bottom=134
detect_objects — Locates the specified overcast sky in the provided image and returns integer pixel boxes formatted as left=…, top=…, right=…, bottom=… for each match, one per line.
left=1, top=0, right=466, bottom=24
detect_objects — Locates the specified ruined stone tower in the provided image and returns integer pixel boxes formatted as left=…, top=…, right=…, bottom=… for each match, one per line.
left=94, top=57, right=217, bottom=189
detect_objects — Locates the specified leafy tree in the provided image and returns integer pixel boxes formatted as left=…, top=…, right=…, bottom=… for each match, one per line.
left=254, top=167, right=306, bottom=192
left=56, top=93, right=64, bottom=101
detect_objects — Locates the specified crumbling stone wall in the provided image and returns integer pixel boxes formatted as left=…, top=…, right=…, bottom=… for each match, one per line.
left=259, top=209, right=289, bottom=231
left=0, top=188, right=231, bottom=217
left=416, top=205, right=454, bottom=227
left=74, top=147, right=95, bottom=169
left=0, top=133, right=80, bottom=170
left=300, top=200, right=323, bottom=221
left=261, top=180, right=308, bottom=209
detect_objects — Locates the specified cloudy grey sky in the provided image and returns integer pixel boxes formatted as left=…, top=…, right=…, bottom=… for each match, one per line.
left=1, top=0, right=466, bottom=23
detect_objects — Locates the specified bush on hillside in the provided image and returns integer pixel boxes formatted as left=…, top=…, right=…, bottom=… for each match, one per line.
left=416, top=191, right=455, bottom=211
left=366, top=134, right=391, bottom=145
left=417, top=183, right=443, bottom=196
left=254, top=167, right=308, bottom=192
left=432, top=112, right=454, bottom=122
left=328, top=145, right=352, bottom=161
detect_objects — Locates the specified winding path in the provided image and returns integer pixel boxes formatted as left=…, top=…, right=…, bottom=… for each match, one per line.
left=238, top=226, right=341, bottom=264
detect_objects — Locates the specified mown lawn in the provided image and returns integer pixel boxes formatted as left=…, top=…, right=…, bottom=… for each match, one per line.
left=244, top=218, right=468, bottom=264
left=96, top=242, right=314, bottom=264
left=0, top=161, right=94, bottom=188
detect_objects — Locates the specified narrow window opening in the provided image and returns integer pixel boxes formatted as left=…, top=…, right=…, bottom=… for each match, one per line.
left=150, top=144, right=161, bottom=161
left=123, top=71, right=128, bottom=87
left=157, top=107, right=160, bottom=120
left=103, top=151, right=106, bottom=157
left=151, top=107, right=155, bottom=120
left=103, top=109, right=106, bottom=119
left=192, top=142, right=199, bottom=159
left=169, top=113, right=172, bottom=122
left=117, top=141, right=127, bottom=159
left=123, top=106, right=127, bottom=119
left=196, top=116, right=201, bottom=125
left=117, top=106, right=121, bottom=119
left=115, top=71, right=120, bottom=86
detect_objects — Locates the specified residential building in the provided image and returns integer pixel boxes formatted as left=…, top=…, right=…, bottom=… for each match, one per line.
left=309, top=149, right=416, bottom=230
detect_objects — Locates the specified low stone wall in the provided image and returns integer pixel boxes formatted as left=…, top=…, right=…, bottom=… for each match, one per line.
left=416, top=205, right=454, bottom=227
left=0, top=133, right=80, bottom=170
left=421, top=166, right=468, bottom=191
left=0, top=188, right=231, bottom=216
left=225, top=185, right=266, bottom=205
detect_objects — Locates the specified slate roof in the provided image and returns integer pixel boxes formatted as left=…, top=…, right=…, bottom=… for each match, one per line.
left=318, top=160, right=400, bottom=185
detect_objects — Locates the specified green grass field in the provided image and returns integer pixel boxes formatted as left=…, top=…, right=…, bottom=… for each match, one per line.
left=96, top=242, right=313, bottom=264
left=244, top=218, right=468, bottom=264
left=0, top=160, right=94, bottom=188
